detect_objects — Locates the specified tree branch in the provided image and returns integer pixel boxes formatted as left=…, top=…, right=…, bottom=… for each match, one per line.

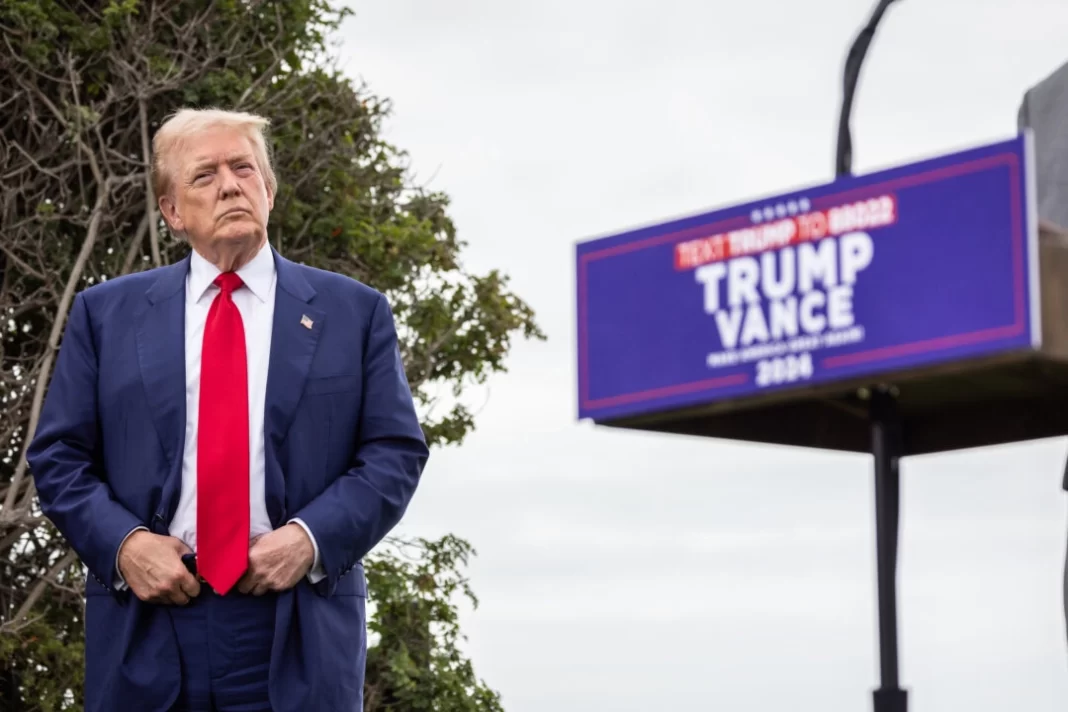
left=0, top=516, right=46, bottom=553
left=1, top=179, right=112, bottom=519
left=4, top=550, right=78, bottom=633
left=139, top=97, right=162, bottom=266
left=122, top=212, right=150, bottom=275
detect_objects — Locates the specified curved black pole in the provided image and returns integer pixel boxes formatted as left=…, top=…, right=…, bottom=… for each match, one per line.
left=836, top=0, right=901, bottom=177
left=835, top=3, right=908, bottom=712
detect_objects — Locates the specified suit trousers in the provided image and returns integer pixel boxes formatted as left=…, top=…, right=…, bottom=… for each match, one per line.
left=167, top=587, right=276, bottom=712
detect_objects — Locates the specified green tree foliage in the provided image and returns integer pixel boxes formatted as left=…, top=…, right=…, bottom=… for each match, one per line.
left=365, top=536, right=504, bottom=712
left=0, top=0, right=540, bottom=709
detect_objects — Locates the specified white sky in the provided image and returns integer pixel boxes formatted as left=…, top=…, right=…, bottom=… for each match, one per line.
left=339, top=2, right=1068, bottom=710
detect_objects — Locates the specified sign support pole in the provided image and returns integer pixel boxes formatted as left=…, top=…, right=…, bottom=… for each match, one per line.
left=836, top=2, right=908, bottom=710
left=835, top=0, right=901, bottom=177
left=869, top=388, right=907, bottom=712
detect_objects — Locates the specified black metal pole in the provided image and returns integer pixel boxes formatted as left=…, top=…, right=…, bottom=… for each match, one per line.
left=834, top=3, right=908, bottom=709
left=836, top=0, right=902, bottom=178
left=869, top=389, right=907, bottom=712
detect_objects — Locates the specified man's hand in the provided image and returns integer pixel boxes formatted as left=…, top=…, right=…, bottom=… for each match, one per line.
left=117, top=530, right=201, bottom=605
left=237, top=523, right=315, bottom=595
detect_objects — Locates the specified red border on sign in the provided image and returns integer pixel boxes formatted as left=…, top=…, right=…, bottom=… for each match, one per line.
left=577, top=152, right=1027, bottom=412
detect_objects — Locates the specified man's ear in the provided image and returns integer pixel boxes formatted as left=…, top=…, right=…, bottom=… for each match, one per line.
left=266, top=183, right=275, bottom=212
left=158, top=194, right=183, bottom=233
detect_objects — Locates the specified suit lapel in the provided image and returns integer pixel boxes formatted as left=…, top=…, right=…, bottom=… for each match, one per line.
left=135, top=255, right=190, bottom=521
left=134, top=249, right=325, bottom=527
left=264, top=249, right=325, bottom=522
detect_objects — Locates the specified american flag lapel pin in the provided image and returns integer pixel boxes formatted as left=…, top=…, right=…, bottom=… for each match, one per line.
left=300, top=314, right=314, bottom=330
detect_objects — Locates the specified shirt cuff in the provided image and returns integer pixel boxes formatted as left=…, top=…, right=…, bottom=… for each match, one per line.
left=288, top=518, right=326, bottom=584
left=113, top=525, right=148, bottom=591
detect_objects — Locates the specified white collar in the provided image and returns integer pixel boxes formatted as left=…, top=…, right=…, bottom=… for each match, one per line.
left=188, top=243, right=275, bottom=304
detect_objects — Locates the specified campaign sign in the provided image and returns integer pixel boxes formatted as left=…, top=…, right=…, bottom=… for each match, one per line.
left=576, top=134, right=1040, bottom=422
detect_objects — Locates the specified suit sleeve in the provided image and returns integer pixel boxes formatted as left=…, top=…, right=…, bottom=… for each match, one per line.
left=26, top=293, right=145, bottom=591
left=292, top=293, right=429, bottom=594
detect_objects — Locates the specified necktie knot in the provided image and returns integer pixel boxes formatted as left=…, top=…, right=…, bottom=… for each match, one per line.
left=214, top=272, right=243, bottom=295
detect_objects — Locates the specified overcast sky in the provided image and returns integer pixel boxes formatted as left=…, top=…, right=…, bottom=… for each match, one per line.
left=339, top=2, right=1068, bottom=710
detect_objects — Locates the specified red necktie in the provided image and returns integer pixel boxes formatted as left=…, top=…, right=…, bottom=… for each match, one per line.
left=197, top=272, right=250, bottom=595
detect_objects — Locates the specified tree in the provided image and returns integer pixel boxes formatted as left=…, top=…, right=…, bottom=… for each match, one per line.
left=0, top=1, right=540, bottom=709
left=365, top=536, right=505, bottom=712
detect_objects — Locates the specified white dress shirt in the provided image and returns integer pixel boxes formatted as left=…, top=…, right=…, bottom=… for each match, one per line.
left=116, top=245, right=324, bottom=588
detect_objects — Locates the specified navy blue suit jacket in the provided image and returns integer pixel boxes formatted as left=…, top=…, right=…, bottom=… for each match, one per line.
left=26, top=247, right=429, bottom=712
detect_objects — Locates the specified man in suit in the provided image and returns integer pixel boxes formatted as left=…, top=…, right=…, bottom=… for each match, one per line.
left=26, top=107, right=429, bottom=711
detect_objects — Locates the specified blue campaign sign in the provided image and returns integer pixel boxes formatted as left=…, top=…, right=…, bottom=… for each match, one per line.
left=576, top=134, right=1040, bottom=422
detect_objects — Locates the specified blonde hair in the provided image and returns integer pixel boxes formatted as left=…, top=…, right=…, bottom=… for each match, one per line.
left=151, top=107, right=278, bottom=199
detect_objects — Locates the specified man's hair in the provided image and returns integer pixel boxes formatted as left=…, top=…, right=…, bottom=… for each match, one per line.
left=151, top=107, right=278, bottom=200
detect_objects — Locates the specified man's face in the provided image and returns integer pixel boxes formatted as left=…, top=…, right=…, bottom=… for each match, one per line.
left=159, top=127, right=274, bottom=262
